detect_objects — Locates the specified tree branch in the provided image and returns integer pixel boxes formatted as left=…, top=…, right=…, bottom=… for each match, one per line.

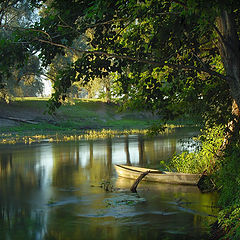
left=42, top=72, right=56, bottom=82
left=86, top=18, right=128, bottom=28
left=156, top=12, right=181, bottom=16
left=172, top=0, right=188, bottom=9
left=36, top=38, right=229, bottom=81
left=130, top=171, right=150, bottom=193
left=57, top=15, right=80, bottom=34
left=0, top=25, right=52, bottom=40
left=212, top=23, right=226, bottom=47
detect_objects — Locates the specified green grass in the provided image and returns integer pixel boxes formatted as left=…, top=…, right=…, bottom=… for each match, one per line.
left=0, top=97, right=159, bottom=134
left=0, top=97, right=198, bottom=139
left=105, top=119, right=151, bottom=129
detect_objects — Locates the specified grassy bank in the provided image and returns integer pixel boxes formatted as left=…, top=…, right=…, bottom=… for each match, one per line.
left=0, top=97, right=185, bottom=143
left=0, top=97, right=198, bottom=134
left=0, top=97, right=158, bottom=131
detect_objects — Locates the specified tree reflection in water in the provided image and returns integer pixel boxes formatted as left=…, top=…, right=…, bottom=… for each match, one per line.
left=0, top=128, right=217, bottom=240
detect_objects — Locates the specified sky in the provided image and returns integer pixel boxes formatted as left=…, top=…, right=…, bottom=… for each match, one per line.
left=42, top=78, right=52, bottom=97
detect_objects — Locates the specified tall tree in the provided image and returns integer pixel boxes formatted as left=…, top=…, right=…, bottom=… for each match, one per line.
left=33, top=1, right=240, bottom=128
left=0, top=0, right=42, bottom=100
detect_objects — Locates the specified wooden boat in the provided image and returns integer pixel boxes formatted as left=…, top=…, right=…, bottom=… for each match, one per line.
left=114, top=164, right=201, bottom=186
left=115, top=177, right=201, bottom=193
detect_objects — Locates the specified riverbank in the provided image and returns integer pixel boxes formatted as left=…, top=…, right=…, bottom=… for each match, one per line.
left=0, top=97, right=198, bottom=136
left=0, top=97, right=187, bottom=144
left=0, top=97, right=159, bottom=130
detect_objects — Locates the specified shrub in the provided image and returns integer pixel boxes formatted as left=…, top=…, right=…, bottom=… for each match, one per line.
left=216, top=140, right=240, bottom=239
left=170, top=125, right=225, bottom=174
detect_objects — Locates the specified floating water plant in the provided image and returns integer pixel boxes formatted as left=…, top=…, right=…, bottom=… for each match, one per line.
left=100, top=180, right=115, bottom=192
left=104, top=193, right=146, bottom=207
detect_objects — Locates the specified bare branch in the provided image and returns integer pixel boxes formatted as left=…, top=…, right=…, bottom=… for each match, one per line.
left=57, top=15, right=80, bottom=34
left=192, top=51, right=209, bottom=70
left=26, top=28, right=52, bottom=40
left=156, top=12, right=181, bottom=16
left=167, top=63, right=227, bottom=81
left=42, top=72, right=56, bottom=82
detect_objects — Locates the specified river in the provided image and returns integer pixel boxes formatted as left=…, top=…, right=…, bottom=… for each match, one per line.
left=0, top=127, right=218, bottom=240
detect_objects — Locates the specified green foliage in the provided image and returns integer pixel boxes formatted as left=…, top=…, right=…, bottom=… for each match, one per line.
left=0, top=0, right=237, bottom=123
left=170, top=125, right=224, bottom=173
left=0, top=0, right=43, bottom=100
left=215, top=139, right=240, bottom=239
left=170, top=124, right=240, bottom=239
left=171, top=152, right=203, bottom=174
left=217, top=143, right=240, bottom=207
left=146, top=122, right=167, bottom=136
left=34, top=0, right=235, bottom=126
left=218, top=206, right=240, bottom=240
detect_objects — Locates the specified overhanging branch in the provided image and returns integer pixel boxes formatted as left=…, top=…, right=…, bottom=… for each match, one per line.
left=37, top=38, right=229, bottom=82
left=86, top=17, right=128, bottom=28
left=0, top=25, right=52, bottom=40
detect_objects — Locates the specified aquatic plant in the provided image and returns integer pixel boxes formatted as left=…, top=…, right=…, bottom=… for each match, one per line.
left=104, top=194, right=146, bottom=207
left=0, top=126, right=174, bottom=145
left=100, top=180, right=115, bottom=192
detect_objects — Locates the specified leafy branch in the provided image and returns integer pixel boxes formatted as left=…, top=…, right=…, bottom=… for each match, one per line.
left=36, top=38, right=229, bottom=82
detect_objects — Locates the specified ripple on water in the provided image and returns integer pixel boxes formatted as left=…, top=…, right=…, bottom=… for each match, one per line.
left=47, top=196, right=88, bottom=207
left=76, top=193, right=179, bottom=221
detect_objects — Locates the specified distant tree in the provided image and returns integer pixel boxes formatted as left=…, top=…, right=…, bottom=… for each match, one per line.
left=0, top=0, right=42, bottom=101
left=0, top=51, right=44, bottom=99
left=83, top=76, right=112, bottom=102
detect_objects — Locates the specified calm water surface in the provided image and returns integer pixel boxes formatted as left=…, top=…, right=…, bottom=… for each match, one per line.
left=0, top=128, right=218, bottom=240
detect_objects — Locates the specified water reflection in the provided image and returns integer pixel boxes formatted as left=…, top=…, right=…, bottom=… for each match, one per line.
left=0, top=128, right=218, bottom=240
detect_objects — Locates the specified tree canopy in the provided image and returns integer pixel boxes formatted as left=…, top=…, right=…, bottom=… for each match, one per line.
left=1, top=0, right=240, bottom=124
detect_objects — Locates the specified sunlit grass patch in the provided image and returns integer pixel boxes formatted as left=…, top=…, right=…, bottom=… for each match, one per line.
left=13, top=97, right=50, bottom=101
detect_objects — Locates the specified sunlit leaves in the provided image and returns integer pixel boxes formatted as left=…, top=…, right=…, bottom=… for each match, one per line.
left=33, top=0, right=239, bottom=124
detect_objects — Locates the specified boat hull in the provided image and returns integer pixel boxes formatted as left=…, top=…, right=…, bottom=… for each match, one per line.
left=114, top=165, right=201, bottom=185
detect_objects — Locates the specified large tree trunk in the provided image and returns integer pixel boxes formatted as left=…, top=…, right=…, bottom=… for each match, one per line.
left=217, top=11, right=240, bottom=138
left=217, top=11, right=240, bottom=109
left=217, top=100, right=240, bottom=156
left=208, top=11, right=240, bottom=167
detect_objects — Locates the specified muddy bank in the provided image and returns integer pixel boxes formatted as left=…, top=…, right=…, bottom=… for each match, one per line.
left=0, top=101, right=54, bottom=127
